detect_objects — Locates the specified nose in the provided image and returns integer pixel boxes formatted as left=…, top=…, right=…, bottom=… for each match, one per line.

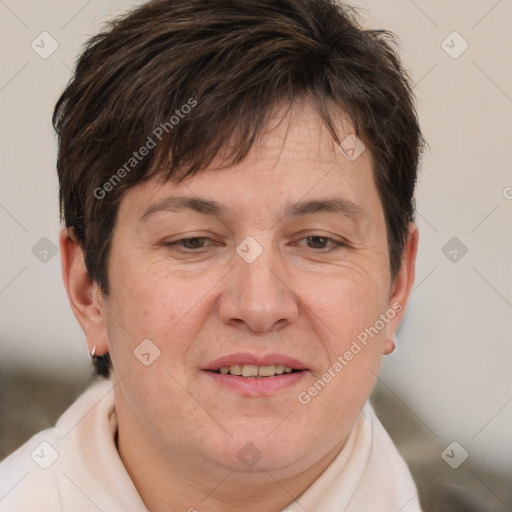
left=217, top=244, right=299, bottom=333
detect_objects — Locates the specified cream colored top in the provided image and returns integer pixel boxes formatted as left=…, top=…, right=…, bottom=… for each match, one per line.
left=0, top=379, right=422, bottom=511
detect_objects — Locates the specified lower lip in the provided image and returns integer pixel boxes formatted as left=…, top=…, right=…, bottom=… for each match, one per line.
left=204, top=370, right=308, bottom=396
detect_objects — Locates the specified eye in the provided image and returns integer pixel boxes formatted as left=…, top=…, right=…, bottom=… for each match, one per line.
left=164, top=237, right=215, bottom=250
left=295, top=236, right=345, bottom=250
left=164, top=235, right=345, bottom=252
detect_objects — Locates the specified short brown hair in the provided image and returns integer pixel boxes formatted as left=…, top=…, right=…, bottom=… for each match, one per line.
left=53, top=0, right=423, bottom=377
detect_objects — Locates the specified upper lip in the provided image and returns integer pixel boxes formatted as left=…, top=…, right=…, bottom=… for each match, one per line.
left=203, top=353, right=308, bottom=371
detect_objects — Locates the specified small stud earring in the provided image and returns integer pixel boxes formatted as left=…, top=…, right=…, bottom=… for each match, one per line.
left=90, top=345, right=96, bottom=358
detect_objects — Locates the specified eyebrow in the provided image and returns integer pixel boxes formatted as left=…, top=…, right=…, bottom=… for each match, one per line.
left=140, top=196, right=366, bottom=222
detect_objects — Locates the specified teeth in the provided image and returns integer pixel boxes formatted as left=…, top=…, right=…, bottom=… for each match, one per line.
left=217, top=364, right=297, bottom=377
left=258, top=365, right=276, bottom=377
left=242, top=365, right=258, bottom=377
left=229, top=365, right=242, bottom=376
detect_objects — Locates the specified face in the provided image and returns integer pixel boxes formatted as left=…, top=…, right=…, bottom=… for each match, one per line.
left=83, top=102, right=413, bottom=480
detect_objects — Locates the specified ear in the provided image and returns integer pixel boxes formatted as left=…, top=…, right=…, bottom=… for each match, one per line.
left=382, top=222, right=419, bottom=355
left=59, top=227, right=109, bottom=356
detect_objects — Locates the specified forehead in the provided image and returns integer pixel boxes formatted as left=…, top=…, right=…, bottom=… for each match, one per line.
left=117, top=102, right=380, bottom=225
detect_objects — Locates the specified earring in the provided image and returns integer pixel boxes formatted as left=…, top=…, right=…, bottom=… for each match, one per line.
left=90, top=345, right=96, bottom=358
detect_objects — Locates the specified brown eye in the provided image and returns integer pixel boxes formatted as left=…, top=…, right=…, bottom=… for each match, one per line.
left=293, top=235, right=346, bottom=252
left=164, top=237, right=215, bottom=251
left=306, top=236, right=329, bottom=249
left=181, top=237, right=208, bottom=249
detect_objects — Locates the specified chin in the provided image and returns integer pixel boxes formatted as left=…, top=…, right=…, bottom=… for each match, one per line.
left=205, top=425, right=317, bottom=475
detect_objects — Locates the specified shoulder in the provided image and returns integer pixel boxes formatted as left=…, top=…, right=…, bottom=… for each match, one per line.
left=348, top=402, right=423, bottom=511
left=0, top=426, right=62, bottom=510
left=0, top=379, right=115, bottom=512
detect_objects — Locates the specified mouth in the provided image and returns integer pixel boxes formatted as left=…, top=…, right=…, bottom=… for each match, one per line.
left=214, top=364, right=297, bottom=378
left=202, top=354, right=308, bottom=396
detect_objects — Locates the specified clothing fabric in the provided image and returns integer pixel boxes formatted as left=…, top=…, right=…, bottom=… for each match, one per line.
left=0, top=379, right=422, bottom=511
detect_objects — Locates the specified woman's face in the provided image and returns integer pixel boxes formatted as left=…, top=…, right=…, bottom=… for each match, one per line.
left=93, top=103, right=413, bottom=480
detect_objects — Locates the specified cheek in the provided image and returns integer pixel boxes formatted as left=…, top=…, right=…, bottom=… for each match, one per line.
left=300, top=281, right=386, bottom=427
left=307, top=268, right=389, bottom=344
left=105, top=260, right=217, bottom=365
left=303, top=279, right=389, bottom=416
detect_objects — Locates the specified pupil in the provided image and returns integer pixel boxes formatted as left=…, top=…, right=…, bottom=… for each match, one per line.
left=308, top=236, right=327, bottom=249
left=185, top=237, right=204, bottom=249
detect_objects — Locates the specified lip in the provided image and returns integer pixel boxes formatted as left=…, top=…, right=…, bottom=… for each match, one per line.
left=204, top=370, right=308, bottom=396
left=202, top=352, right=309, bottom=397
left=203, top=353, right=308, bottom=371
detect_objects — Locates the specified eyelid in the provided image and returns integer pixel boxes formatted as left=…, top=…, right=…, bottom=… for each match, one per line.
left=293, top=235, right=346, bottom=250
left=163, top=236, right=217, bottom=249
left=163, top=234, right=348, bottom=252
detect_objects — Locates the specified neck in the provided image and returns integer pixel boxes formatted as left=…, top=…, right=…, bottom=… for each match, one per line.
left=116, top=422, right=346, bottom=512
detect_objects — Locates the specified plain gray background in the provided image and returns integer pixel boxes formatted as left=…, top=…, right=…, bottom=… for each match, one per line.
left=0, top=0, right=511, bottom=490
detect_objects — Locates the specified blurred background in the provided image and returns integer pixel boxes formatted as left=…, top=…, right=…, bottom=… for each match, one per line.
left=1, top=0, right=511, bottom=509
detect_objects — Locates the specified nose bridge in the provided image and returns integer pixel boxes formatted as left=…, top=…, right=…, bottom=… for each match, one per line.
left=218, top=236, right=298, bottom=332
left=240, top=247, right=283, bottom=301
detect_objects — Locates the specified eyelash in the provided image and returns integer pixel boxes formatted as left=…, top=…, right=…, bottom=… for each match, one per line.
left=164, top=236, right=345, bottom=252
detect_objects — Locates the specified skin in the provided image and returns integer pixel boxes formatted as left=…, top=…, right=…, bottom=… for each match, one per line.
left=60, top=101, right=418, bottom=512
